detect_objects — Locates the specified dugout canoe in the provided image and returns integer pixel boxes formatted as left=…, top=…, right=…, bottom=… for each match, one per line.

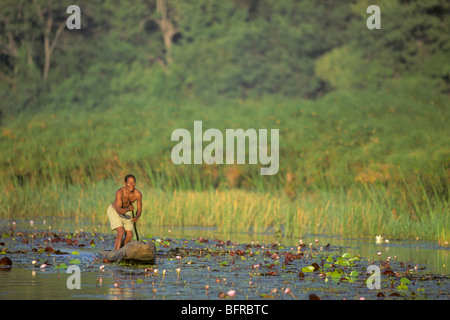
left=99, top=240, right=156, bottom=264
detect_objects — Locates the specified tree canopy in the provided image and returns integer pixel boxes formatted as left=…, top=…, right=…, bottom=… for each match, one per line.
left=1, top=0, right=449, bottom=118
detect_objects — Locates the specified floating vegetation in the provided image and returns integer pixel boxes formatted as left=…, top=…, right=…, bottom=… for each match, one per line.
left=0, top=227, right=448, bottom=300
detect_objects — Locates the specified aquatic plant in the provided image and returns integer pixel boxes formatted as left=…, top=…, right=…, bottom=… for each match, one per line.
left=1, top=227, right=449, bottom=299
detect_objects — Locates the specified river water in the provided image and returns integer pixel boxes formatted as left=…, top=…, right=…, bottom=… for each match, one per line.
left=0, top=218, right=449, bottom=300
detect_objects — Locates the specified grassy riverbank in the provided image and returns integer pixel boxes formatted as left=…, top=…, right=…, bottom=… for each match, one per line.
left=1, top=180, right=448, bottom=244
left=0, top=88, right=448, bottom=243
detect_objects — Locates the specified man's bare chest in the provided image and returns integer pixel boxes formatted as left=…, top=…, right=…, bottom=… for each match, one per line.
left=121, top=191, right=136, bottom=207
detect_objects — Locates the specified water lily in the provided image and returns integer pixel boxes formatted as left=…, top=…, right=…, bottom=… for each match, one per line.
left=283, top=287, right=296, bottom=298
left=227, top=290, right=236, bottom=297
left=375, top=235, right=383, bottom=244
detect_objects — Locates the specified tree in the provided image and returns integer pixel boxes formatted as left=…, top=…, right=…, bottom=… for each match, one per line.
left=33, top=0, right=67, bottom=81
left=171, top=0, right=355, bottom=99
left=315, top=0, right=450, bottom=93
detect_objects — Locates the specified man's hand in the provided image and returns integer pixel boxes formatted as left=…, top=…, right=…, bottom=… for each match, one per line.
left=128, top=204, right=134, bottom=212
left=132, top=217, right=139, bottom=223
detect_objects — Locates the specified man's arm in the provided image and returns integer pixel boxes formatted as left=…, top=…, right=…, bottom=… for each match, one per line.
left=133, top=191, right=143, bottom=222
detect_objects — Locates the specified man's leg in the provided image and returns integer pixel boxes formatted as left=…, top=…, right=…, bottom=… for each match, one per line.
left=114, top=227, right=125, bottom=250
left=124, top=230, right=133, bottom=246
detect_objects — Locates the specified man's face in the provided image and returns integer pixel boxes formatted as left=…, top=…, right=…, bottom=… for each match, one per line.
left=125, top=177, right=136, bottom=192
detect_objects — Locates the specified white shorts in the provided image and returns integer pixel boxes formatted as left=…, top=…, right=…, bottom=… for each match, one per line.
left=107, top=205, right=133, bottom=231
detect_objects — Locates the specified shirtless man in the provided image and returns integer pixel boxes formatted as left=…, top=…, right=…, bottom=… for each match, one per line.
left=107, top=174, right=143, bottom=250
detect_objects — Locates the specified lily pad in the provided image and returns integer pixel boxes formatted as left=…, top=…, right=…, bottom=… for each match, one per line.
left=350, top=270, right=358, bottom=277
left=302, top=266, right=315, bottom=273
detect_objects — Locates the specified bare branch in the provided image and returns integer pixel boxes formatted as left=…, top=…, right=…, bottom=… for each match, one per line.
left=49, top=20, right=66, bottom=56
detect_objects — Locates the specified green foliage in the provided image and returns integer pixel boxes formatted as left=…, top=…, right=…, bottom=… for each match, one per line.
left=172, top=0, right=353, bottom=99
left=0, top=86, right=448, bottom=241
left=315, top=45, right=393, bottom=90
left=55, top=263, right=68, bottom=270
left=69, top=259, right=81, bottom=264
left=316, top=0, right=450, bottom=93
left=1, top=0, right=448, bottom=116
left=301, top=266, right=315, bottom=273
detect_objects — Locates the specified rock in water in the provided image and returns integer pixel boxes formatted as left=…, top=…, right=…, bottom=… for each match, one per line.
left=100, top=241, right=156, bottom=264
left=0, top=256, right=12, bottom=267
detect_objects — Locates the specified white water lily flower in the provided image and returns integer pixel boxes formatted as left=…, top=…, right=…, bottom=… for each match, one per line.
left=227, top=290, right=236, bottom=297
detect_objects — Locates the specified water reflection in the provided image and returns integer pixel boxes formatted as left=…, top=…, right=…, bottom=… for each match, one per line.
left=142, top=226, right=449, bottom=275
left=2, top=218, right=449, bottom=274
left=0, top=219, right=448, bottom=300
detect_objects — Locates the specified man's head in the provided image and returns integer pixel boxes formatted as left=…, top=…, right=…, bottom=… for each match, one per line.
left=124, top=174, right=136, bottom=192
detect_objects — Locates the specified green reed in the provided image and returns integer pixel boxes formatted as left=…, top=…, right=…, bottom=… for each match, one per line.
left=1, top=176, right=448, bottom=243
left=0, top=89, right=448, bottom=242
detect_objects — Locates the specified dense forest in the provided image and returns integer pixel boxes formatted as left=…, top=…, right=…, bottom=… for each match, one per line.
left=1, top=0, right=449, bottom=118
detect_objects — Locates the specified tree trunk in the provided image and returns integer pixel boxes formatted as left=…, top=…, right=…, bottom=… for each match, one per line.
left=43, top=13, right=52, bottom=81
left=35, top=0, right=65, bottom=81
left=156, top=0, right=177, bottom=65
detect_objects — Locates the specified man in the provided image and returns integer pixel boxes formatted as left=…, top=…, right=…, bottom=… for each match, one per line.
left=107, top=174, right=142, bottom=250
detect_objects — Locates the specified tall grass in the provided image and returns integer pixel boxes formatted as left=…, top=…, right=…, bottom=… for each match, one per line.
left=0, top=88, right=448, bottom=242
left=0, top=173, right=448, bottom=242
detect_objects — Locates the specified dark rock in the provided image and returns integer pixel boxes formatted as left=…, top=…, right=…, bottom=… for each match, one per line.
left=0, top=256, right=12, bottom=267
